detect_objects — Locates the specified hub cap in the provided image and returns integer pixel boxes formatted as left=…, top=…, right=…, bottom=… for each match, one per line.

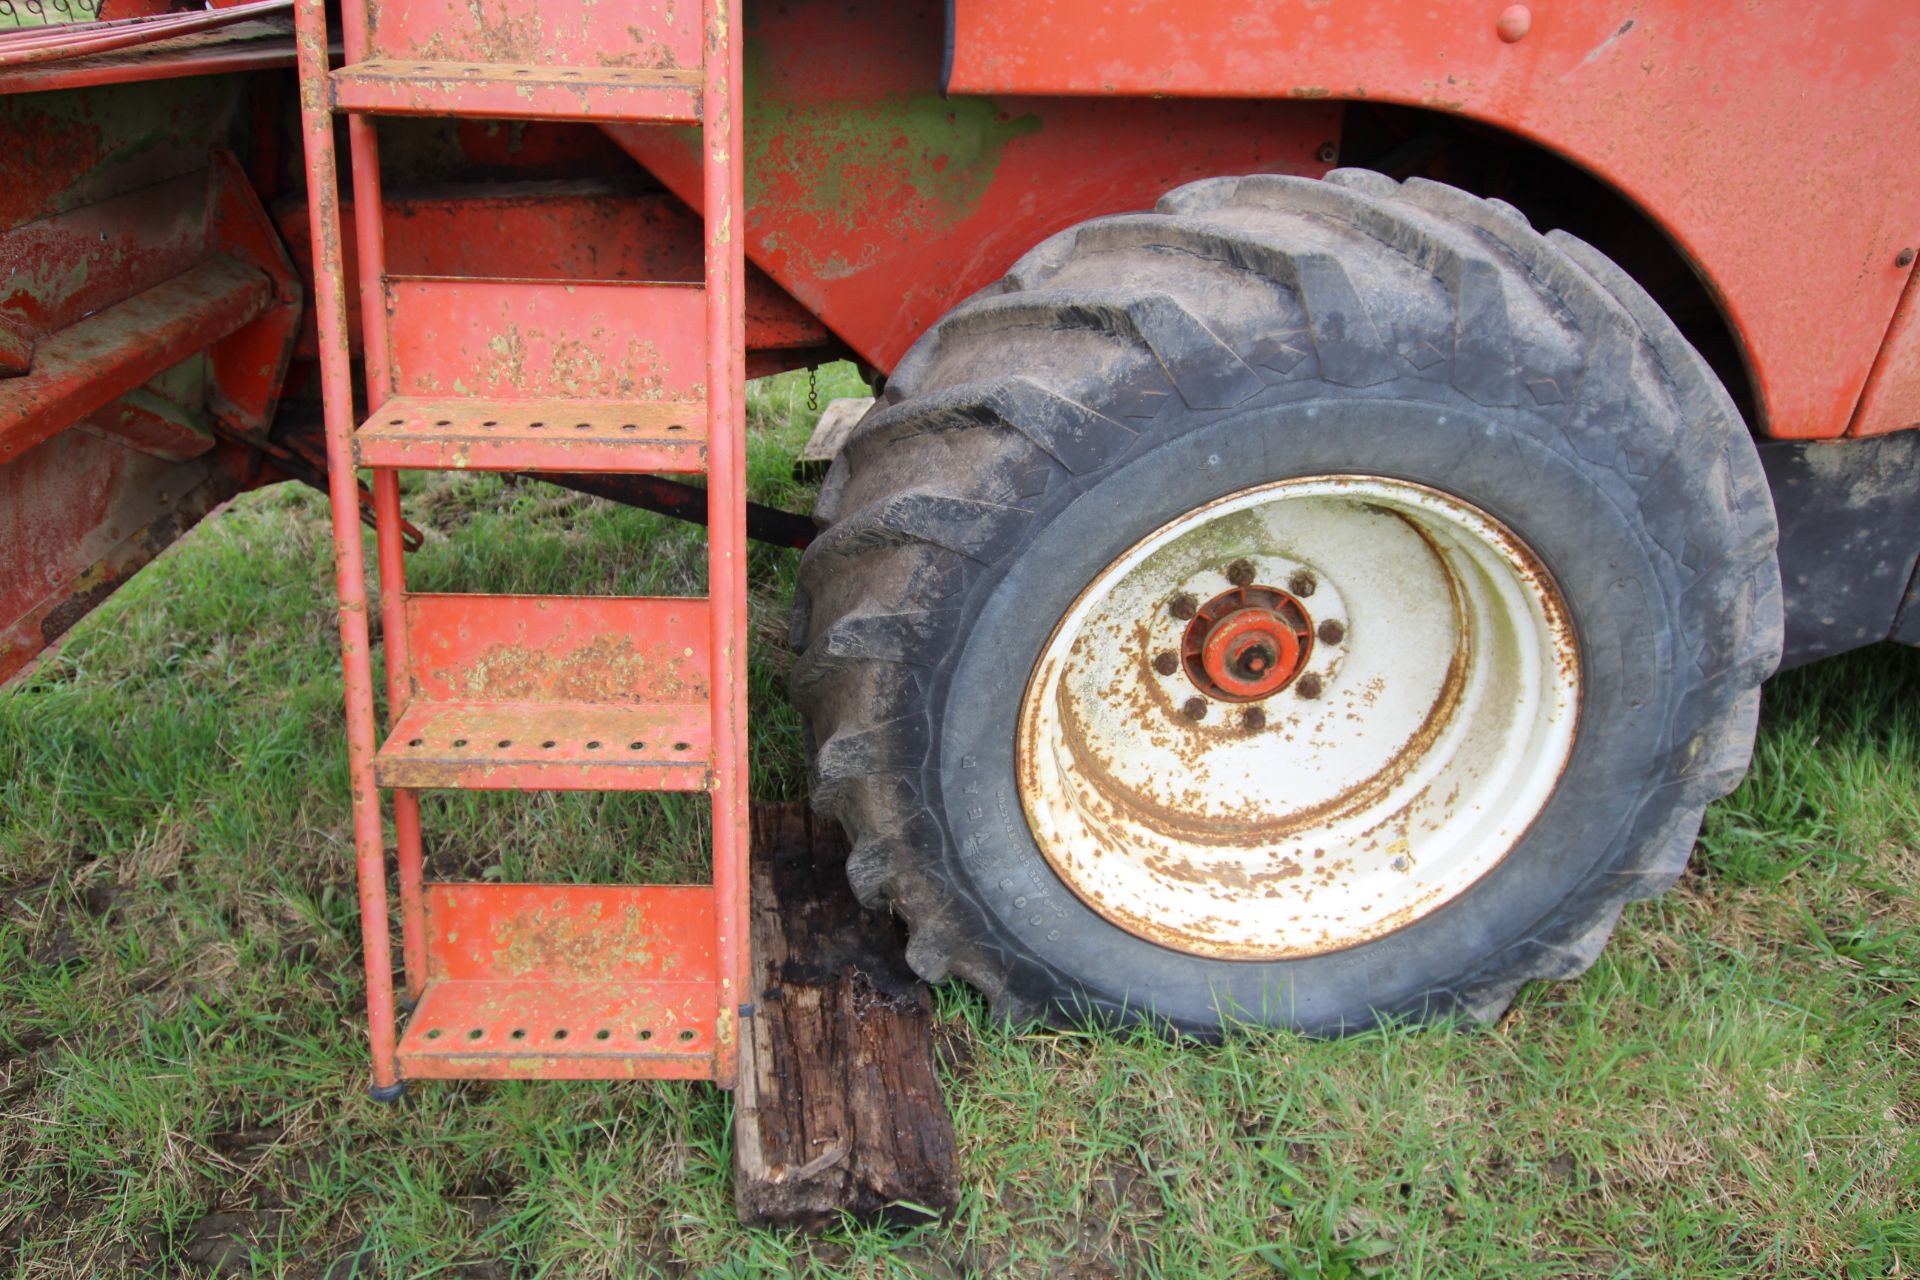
left=1015, top=475, right=1580, bottom=960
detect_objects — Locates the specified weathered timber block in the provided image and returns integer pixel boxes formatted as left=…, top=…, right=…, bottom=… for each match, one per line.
left=735, top=803, right=958, bottom=1228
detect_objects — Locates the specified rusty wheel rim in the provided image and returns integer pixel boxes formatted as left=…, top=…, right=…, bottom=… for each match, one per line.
left=1015, top=475, right=1581, bottom=960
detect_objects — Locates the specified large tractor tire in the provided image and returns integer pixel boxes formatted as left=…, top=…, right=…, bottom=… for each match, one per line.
left=790, top=171, right=1782, bottom=1036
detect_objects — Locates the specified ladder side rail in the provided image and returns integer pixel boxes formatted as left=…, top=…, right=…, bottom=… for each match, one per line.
left=337, top=0, right=426, bottom=1005
left=703, top=0, right=749, bottom=1089
left=294, top=0, right=402, bottom=1097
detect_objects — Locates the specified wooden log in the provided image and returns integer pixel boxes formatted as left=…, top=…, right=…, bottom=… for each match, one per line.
left=734, top=803, right=959, bottom=1228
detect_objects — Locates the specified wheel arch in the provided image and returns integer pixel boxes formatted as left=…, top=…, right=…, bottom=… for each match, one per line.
left=1330, top=102, right=1763, bottom=437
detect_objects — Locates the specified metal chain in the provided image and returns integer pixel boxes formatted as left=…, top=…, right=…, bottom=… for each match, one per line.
left=806, top=365, right=819, bottom=413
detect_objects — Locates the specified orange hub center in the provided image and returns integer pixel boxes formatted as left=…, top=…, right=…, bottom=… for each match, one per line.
left=1182, top=585, right=1314, bottom=701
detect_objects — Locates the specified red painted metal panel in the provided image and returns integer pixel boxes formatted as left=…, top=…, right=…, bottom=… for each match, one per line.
left=380, top=594, right=713, bottom=790
left=0, top=427, right=231, bottom=685
left=204, top=150, right=301, bottom=433
left=943, top=0, right=1920, bottom=440
left=0, top=76, right=251, bottom=232
left=0, top=81, right=293, bottom=685
left=77, top=388, right=214, bottom=461
left=402, top=882, right=718, bottom=1080
left=423, top=884, right=718, bottom=983
left=274, top=189, right=830, bottom=359
left=355, top=395, right=707, bottom=473
left=0, top=256, right=271, bottom=463
left=364, top=0, right=699, bottom=71
left=1851, top=259, right=1920, bottom=438
left=403, top=592, right=711, bottom=706
left=606, top=1, right=1338, bottom=379
left=329, top=61, right=701, bottom=123
left=0, top=153, right=295, bottom=465
left=0, top=170, right=208, bottom=335
left=384, top=276, right=706, bottom=400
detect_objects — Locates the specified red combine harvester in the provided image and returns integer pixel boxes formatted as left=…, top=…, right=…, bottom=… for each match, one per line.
left=3, top=1, right=1917, bottom=1101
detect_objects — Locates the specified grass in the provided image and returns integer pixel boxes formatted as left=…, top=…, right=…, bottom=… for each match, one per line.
left=1, top=364, right=1916, bottom=1277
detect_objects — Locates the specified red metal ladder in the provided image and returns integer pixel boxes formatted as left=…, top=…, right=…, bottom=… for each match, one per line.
left=291, top=0, right=748, bottom=1093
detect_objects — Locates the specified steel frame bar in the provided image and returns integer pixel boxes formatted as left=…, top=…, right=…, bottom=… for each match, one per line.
left=292, top=0, right=401, bottom=1094
left=702, top=0, right=748, bottom=1090
left=334, top=0, right=429, bottom=1014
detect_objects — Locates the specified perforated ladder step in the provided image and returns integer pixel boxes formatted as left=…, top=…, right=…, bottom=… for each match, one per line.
left=329, top=60, right=702, bottom=122
left=356, top=397, right=708, bottom=472
left=375, top=593, right=711, bottom=790
left=398, top=883, right=719, bottom=1080
left=377, top=700, right=708, bottom=790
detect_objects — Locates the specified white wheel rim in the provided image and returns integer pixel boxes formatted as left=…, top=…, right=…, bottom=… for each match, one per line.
left=1015, top=475, right=1581, bottom=960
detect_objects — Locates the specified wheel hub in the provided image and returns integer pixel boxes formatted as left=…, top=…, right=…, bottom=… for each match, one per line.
left=1015, top=475, right=1581, bottom=961
left=1184, top=585, right=1313, bottom=701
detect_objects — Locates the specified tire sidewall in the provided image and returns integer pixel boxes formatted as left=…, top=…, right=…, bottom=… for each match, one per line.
left=934, top=389, right=1686, bottom=1033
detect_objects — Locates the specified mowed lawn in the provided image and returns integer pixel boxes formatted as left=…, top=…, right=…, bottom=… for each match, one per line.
left=1, top=367, right=1916, bottom=1278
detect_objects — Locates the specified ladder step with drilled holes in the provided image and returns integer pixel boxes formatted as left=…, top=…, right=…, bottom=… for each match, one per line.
left=375, top=593, right=713, bottom=790
left=329, top=60, right=702, bottom=122
left=356, top=397, right=707, bottom=472
left=398, top=884, right=719, bottom=1081
left=376, top=701, right=708, bottom=790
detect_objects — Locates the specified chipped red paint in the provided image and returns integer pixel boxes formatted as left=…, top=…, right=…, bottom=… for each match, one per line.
left=702, top=0, right=749, bottom=1092
left=353, top=397, right=707, bottom=474
left=77, top=388, right=216, bottom=462
left=0, top=317, right=31, bottom=375
left=330, top=62, right=703, bottom=124
left=293, top=0, right=403, bottom=1092
left=374, top=593, right=715, bottom=791
left=1851, top=256, right=1920, bottom=437
left=383, top=277, right=705, bottom=400
left=0, top=257, right=270, bottom=462
left=0, top=426, right=235, bottom=683
left=608, top=1, right=1338, bottom=375
left=400, top=883, right=718, bottom=1080
left=271, top=188, right=831, bottom=361
left=943, top=0, right=1920, bottom=440
left=364, top=0, right=699, bottom=69
left=1, top=142, right=299, bottom=681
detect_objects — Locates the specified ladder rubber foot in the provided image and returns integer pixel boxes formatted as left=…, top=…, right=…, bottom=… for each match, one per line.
left=368, top=1081, right=407, bottom=1104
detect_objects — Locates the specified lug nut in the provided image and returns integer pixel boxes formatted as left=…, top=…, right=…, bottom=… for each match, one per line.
left=1288, top=570, right=1317, bottom=598
left=1243, top=707, right=1266, bottom=731
left=1182, top=697, right=1208, bottom=721
left=1169, top=592, right=1198, bottom=620
left=1152, top=651, right=1179, bottom=676
left=1225, top=558, right=1256, bottom=587
left=1317, top=618, right=1346, bottom=646
left=1295, top=673, right=1323, bottom=700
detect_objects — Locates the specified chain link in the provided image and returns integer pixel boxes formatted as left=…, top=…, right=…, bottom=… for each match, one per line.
left=805, top=365, right=819, bottom=413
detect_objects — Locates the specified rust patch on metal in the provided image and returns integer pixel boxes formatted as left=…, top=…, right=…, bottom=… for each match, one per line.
left=488, top=900, right=672, bottom=980
left=459, top=633, right=709, bottom=703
